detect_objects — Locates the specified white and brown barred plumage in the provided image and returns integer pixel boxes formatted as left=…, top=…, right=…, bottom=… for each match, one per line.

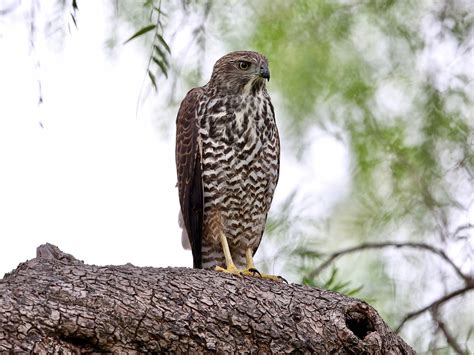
left=176, top=51, right=279, bottom=270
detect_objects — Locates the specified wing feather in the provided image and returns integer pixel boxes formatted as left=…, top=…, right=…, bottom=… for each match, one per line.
left=176, top=88, right=204, bottom=268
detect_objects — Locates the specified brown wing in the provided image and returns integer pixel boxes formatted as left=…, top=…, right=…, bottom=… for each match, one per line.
left=176, top=87, right=204, bottom=268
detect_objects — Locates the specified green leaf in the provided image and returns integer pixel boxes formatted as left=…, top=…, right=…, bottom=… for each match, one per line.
left=152, top=56, right=168, bottom=78
left=70, top=13, right=77, bottom=28
left=156, top=34, right=171, bottom=54
left=148, top=70, right=157, bottom=91
left=302, top=276, right=316, bottom=287
left=324, top=268, right=338, bottom=288
left=123, top=24, right=156, bottom=44
left=153, top=44, right=167, bottom=60
left=345, top=285, right=364, bottom=297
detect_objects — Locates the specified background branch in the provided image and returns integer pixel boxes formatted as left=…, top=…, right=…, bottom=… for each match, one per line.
left=308, top=241, right=471, bottom=283
left=395, top=284, right=474, bottom=333
left=431, top=307, right=467, bottom=355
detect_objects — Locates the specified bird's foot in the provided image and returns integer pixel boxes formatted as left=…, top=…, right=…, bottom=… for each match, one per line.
left=241, top=267, right=287, bottom=283
left=259, top=273, right=288, bottom=283
left=215, top=265, right=287, bottom=282
left=240, top=267, right=261, bottom=277
left=258, top=274, right=288, bottom=283
left=215, top=264, right=242, bottom=277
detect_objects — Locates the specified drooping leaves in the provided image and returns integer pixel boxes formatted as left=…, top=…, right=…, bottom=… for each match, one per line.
left=123, top=2, right=171, bottom=91
left=123, top=24, right=156, bottom=44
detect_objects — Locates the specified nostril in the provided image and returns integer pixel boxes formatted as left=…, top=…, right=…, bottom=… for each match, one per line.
left=345, top=310, right=374, bottom=340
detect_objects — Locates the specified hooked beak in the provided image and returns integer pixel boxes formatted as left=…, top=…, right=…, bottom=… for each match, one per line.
left=259, top=64, right=270, bottom=81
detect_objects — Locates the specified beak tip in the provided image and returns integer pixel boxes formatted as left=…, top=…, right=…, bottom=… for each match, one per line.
left=260, top=66, right=271, bottom=81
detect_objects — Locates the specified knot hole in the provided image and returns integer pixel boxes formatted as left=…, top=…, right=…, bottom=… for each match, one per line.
left=345, top=310, right=374, bottom=340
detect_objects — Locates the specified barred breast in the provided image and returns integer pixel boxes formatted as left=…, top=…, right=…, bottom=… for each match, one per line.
left=199, top=92, right=279, bottom=269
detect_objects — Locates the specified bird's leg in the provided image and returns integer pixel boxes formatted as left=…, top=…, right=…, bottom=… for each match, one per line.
left=240, top=248, right=261, bottom=277
left=241, top=248, right=286, bottom=282
left=215, top=232, right=241, bottom=276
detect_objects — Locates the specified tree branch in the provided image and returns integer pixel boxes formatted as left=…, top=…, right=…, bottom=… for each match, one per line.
left=452, top=223, right=474, bottom=239
left=431, top=307, right=467, bottom=355
left=0, top=243, right=414, bottom=353
left=395, top=283, right=474, bottom=333
left=308, top=241, right=471, bottom=283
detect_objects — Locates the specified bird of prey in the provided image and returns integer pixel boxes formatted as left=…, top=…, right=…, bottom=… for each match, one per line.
left=176, top=51, right=280, bottom=279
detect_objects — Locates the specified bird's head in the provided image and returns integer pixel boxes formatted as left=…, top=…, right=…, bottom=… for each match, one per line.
left=209, top=51, right=270, bottom=96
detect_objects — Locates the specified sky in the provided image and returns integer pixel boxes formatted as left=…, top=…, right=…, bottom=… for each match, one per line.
left=0, top=1, right=190, bottom=273
left=0, top=1, right=350, bottom=277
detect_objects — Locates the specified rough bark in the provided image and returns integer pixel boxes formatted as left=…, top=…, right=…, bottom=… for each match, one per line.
left=0, top=243, right=414, bottom=354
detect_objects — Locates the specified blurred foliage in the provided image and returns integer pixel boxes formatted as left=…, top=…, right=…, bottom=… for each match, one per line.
left=116, top=0, right=472, bottom=351
left=8, top=0, right=473, bottom=352
left=237, top=0, right=473, bottom=236
left=122, top=2, right=171, bottom=91
left=213, top=0, right=473, bottom=352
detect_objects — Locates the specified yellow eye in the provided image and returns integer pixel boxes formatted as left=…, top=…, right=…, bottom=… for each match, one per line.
left=239, top=61, right=250, bottom=70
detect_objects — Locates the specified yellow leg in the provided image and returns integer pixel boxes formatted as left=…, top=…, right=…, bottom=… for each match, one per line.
left=215, top=232, right=241, bottom=276
left=240, top=248, right=261, bottom=277
left=245, top=248, right=256, bottom=270
left=214, top=238, right=286, bottom=282
left=241, top=248, right=286, bottom=282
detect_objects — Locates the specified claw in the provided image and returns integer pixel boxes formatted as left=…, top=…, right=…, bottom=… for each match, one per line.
left=242, top=248, right=286, bottom=281
left=214, top=239, right=286, bottom=282
left=258, top=273, right=287, bottom=282
left=240, top=267, right=261, bottom=277
left=215, top=264, right=242, bottom=277
left=241, top=267, right=286, bottom=282
left=248, top=268, right=262, bottom=276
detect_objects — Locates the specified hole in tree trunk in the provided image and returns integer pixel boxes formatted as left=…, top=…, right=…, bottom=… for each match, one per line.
left=345, top=310, right=374, bottom=339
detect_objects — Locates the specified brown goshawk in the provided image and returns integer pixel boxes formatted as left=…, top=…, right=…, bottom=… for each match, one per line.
left=176, top=51, right=280, bottom=279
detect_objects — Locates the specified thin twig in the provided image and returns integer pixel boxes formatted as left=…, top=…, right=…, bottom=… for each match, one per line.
left=395, top=284, right=474, bottom=333
left=432, top=307, right=467, bottom=355
left=308, top=241, right=471, bottom=283
left=452, top=223, right=474, bottom=239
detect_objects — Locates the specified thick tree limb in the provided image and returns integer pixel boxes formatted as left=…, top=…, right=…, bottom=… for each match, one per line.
left=0, top=243, right=414, bottom=353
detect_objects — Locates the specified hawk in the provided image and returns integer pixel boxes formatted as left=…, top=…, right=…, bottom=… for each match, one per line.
left=176, top=51, right=280, bottom=279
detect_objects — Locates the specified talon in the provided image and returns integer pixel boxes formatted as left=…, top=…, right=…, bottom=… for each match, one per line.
left=242, top=248, right=284, bottom=281
left=278, top=275, right=288, bottom=283
left=213, top=244, right=286, bottom=282
left=240, top=267, right=261, bottom=277
left=248, top=268, right=261, bottom=276
left=255, top=273, right=286, bottom=282
left=215, top=264, right=242, bottom=277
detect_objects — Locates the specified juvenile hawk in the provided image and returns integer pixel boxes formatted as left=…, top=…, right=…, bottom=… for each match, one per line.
left=176, top=51, right=280, bottom=278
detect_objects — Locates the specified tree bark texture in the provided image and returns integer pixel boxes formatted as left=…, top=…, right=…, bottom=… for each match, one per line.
left=0, top=244, right=415, bottom=353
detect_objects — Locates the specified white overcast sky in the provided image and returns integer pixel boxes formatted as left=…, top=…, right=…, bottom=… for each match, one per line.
left=0, top=1, right=350, bottom=277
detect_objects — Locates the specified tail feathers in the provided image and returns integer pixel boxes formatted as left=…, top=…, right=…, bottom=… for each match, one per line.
left=178, top=210, right=191, bottom=250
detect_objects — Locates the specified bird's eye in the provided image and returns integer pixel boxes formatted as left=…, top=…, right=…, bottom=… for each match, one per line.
left=239, top=61, right=250, bottom=70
